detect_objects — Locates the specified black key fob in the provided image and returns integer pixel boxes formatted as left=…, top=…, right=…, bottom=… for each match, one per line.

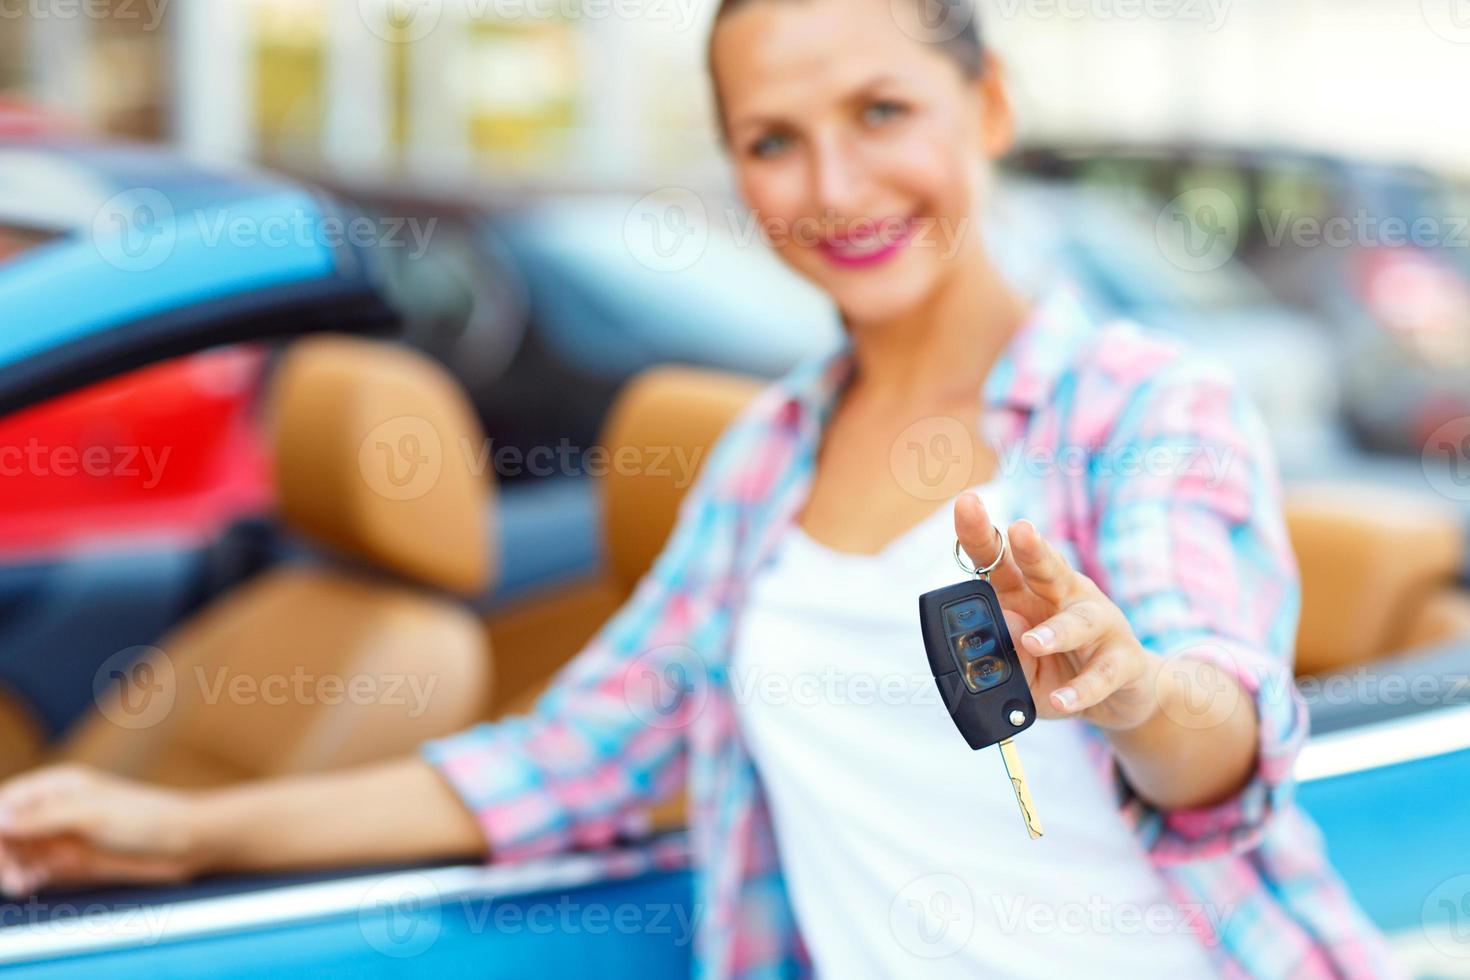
left=918, top=578, right=1036, bottom=750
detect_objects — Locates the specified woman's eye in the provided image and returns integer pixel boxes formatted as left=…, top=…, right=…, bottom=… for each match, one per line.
left=748, top=133, right=792, bottom=159
left=862, top=100, right=908, bottom=127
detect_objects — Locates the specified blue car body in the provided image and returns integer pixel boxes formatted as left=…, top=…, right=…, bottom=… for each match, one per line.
left=0, top=141, right=395, bottom=411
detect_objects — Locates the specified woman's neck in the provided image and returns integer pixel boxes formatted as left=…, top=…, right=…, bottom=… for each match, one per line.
left=845, top=252, right=1029, bottom=412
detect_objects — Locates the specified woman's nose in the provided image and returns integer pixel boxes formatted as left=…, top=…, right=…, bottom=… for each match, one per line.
left=807, top=134, right=869, bottom=218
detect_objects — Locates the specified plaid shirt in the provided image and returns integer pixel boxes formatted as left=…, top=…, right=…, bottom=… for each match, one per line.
left=425, top=285, right=1394, bottom=979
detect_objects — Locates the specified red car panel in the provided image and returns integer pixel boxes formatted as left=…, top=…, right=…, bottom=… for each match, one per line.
left=0, top=346, right=274, bottom=557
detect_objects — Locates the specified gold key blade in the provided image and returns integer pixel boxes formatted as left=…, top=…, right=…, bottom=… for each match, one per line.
left=997, top=738, right=1043, bottom=839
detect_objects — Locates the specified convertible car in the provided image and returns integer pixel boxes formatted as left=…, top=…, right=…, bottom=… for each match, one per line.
left=1, top=140, right=1468, bottom=977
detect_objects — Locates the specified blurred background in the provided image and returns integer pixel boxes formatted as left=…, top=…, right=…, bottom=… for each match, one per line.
left=1, top=0, right=1470, bottom=976
left=7, top=0, right=1470, bottom=476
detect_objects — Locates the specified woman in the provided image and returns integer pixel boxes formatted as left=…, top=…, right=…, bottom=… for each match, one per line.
left=0, top=0, right=1392, bottom=976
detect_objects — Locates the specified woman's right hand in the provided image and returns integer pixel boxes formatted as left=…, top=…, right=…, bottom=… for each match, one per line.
left=0, top=757, right=488, bottom=897
left=0, top=765, right=206, bottom=896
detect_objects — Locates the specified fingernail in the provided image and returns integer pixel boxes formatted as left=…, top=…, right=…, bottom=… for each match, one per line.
left=1025, top=626, right=1055, bottom=652
left=1017, top=518, right=1036, bottom=534
left=1052, top=687, right=1077, bottom=711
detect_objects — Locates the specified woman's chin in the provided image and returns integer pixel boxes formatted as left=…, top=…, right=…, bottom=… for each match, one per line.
left=828, top=274, right=936, bottom=329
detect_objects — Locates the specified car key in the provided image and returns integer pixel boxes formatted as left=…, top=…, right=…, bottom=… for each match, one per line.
left=918, top=533, right=1044, bottom=839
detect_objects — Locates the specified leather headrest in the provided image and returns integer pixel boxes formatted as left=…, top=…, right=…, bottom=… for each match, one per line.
left=600, top=367, right=763, bottom=592
left=270, top=336, right=496, bottom=595
left=1288, top=483, right=1464, bottom=675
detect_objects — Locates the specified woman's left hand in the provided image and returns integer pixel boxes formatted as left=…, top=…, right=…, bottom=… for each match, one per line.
left=954, top=492, right=1161, bottom=731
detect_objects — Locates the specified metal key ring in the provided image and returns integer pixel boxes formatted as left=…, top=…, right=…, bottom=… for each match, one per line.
left=954, top=527, right=1007, bottom=580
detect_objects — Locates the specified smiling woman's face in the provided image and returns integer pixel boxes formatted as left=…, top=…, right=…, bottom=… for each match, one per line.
left=711, top=0, right=1013, bottom=326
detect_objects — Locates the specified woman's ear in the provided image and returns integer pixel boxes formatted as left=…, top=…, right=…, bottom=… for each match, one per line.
left=973, top=52, right=1016, bottom=161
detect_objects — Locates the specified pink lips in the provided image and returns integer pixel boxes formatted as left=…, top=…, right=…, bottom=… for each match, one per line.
left=817, top=218, right=915, bottom=269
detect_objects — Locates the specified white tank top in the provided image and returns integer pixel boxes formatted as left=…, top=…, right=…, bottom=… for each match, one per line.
left=730, top=480, right=1220, bottom=979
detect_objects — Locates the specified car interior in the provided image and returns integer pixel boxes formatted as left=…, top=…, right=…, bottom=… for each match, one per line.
left=0, top=335, right=1467, bottom=834
left=0, top=336, right=495, bottom=786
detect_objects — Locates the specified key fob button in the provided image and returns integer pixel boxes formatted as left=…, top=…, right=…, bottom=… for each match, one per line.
left=944, top=599, right=991, bottom=636
left=955, top=630, right=997, bottom=661
left=961, top=653, right=1011, bottom=693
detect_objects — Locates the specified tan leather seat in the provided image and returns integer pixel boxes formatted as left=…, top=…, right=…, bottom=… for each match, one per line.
left=487, top=366, right=762, bottom=717
left=1396, top=588, right=1470, bottom=653
left=486, top=366, right=759, bottom=830
left=1287, top=483, right=1470, bottom=675
left=3, top=336, right=496, bottom=789
left=0, top=684, right=45, bottom=781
